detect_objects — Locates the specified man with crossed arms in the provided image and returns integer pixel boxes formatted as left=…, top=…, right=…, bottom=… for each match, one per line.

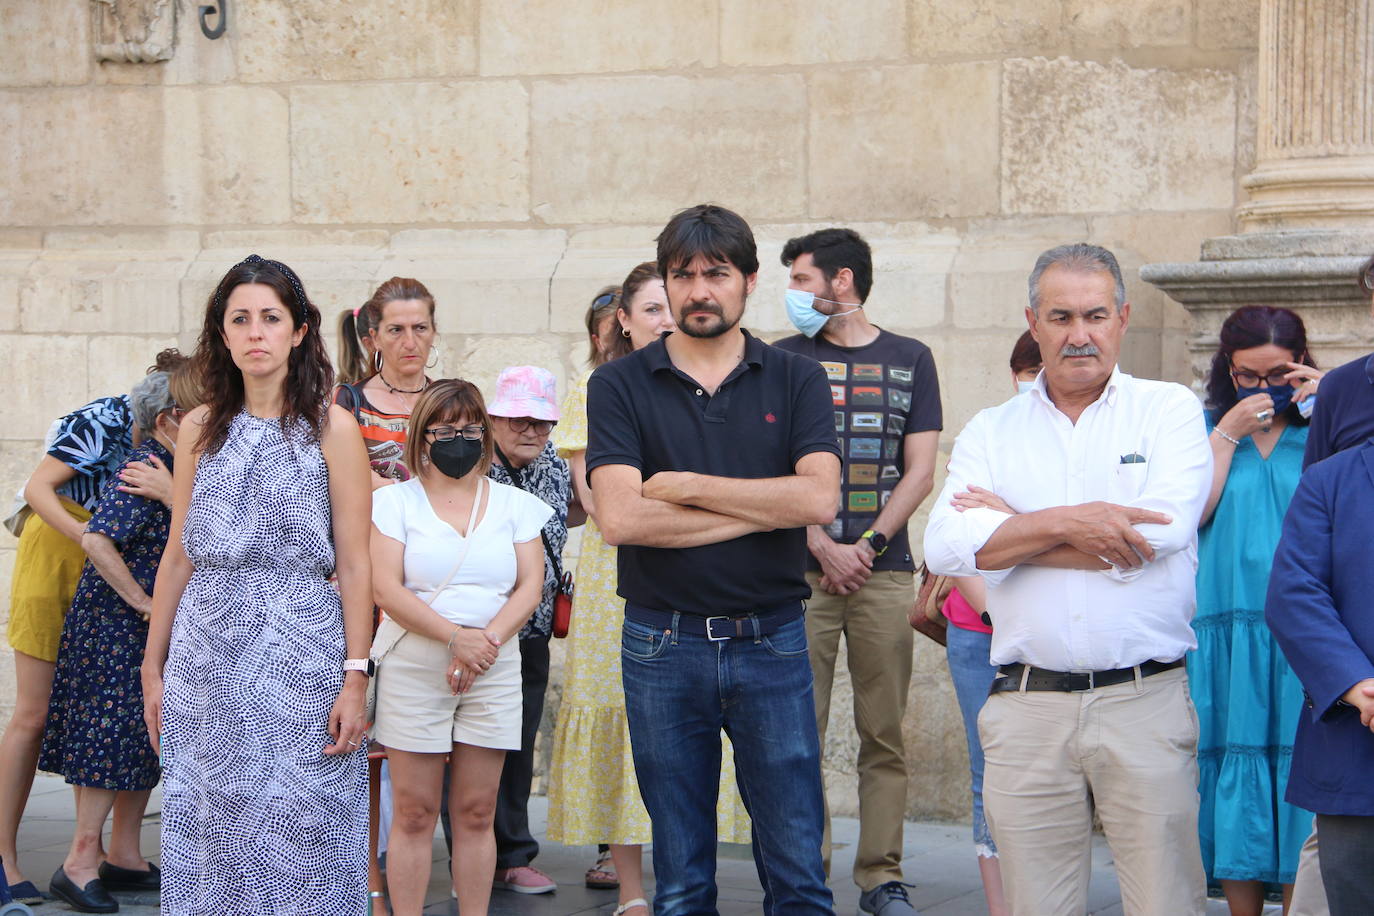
left=924, top=243, right=1212, bottom=915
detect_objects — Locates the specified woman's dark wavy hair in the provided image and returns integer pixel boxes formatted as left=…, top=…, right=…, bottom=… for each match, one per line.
left=1205, top=305, right=1317, bottom=426
left=193, top=256, right=333, bottom=455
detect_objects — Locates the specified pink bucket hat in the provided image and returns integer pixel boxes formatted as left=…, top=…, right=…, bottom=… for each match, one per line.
left=487, top=366, right=560, bottom=421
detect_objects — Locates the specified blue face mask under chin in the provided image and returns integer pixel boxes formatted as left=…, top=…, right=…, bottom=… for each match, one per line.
left=784, top=289, right=860, bottom=338
left=1235, top=383, right=1295, bottom=414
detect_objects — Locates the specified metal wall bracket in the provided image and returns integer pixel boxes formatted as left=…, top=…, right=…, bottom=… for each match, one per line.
left=199, top=1, right=227, bottom=39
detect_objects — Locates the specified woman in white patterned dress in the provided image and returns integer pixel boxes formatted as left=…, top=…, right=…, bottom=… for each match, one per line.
left=141, top=255, right=374, bottom=915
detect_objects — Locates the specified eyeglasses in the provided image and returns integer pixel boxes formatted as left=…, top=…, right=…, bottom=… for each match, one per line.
left=591, top=292, right=619, bottom=311
left=1230, top=366, right=1292, bottom=388
left=1360, top=256, right=1374, bottom=293
left=426, top=424, right=485, bottom=441
left=503, top=417, right=556, bottom=435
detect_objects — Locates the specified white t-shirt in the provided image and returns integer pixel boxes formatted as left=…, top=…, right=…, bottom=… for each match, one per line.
left=372, top=477, right=554, bottom=628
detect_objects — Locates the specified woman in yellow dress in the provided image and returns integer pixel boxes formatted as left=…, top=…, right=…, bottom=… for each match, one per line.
left=546, top=265, right=752, bottom=916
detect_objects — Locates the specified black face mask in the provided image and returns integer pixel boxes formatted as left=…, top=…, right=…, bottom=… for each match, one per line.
left=430, top=437, right=482, bottom=479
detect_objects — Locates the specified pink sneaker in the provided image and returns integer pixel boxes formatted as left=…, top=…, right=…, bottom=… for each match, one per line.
left=493, top=865, right=556, bottom=895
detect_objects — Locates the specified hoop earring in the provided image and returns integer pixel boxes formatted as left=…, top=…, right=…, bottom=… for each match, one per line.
left=621, top=327, right=631, bottom=338
left=373, top=351, right=384, bottom=373
left=425, top=348, right=439, bottom=370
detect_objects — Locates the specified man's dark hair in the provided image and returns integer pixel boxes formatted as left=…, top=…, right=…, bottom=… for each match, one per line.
left=780, top=228, right=874, bottom=303
left=656, top=204, right=759, bottom=280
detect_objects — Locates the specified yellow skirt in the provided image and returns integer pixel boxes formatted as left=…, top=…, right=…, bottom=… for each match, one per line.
left=7, top=502, right=90, bottom=663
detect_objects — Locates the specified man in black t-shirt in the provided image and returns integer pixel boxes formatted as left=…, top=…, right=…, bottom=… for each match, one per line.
left=587, top=205, right=840, bottom=914
left=774, top=228, right=941, bottom=916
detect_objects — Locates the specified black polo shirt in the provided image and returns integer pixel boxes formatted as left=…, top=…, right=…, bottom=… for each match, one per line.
left=585, top=329, right=841, bottom=616
left=1304, top=352, right=1374, bottom=468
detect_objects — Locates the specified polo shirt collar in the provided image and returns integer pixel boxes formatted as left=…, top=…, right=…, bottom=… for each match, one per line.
left=645, top=328, right=765, bottom=374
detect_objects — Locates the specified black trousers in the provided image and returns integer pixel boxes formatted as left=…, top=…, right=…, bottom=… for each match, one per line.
left=1316, top=813, right=1374, bottom=916
left=441, top=635, right=551, bottom=869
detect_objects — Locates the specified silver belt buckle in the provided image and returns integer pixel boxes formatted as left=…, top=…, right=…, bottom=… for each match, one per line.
left=705, top=616, right=732, bottom=641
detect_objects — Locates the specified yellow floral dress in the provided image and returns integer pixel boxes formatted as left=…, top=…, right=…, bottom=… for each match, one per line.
left=546, top=371, right=752, bottom=845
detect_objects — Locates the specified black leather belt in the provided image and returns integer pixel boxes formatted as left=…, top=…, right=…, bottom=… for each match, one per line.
left=625, top=601, right=804, bottom=641
left=989, top=658, right=1184, bottom=694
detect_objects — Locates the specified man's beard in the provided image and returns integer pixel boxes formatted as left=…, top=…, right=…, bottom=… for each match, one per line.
left=677, top=301, right=739, bottom=339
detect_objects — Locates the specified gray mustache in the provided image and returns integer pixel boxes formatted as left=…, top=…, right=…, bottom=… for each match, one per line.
left=1061, top=343, right=1100, bottom=357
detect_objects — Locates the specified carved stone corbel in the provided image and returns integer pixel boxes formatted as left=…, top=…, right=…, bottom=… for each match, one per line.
left=92, top=0, right=177, bottom=63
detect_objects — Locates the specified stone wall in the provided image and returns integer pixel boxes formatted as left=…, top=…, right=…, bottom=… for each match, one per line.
left=0, top=0, right=1258, bottom=822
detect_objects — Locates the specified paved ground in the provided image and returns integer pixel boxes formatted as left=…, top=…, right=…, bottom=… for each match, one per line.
left=13, top=772, right=1274, bottom=914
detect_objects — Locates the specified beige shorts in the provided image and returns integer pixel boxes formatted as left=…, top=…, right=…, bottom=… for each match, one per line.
left=372, top=629, right=522, bottom=753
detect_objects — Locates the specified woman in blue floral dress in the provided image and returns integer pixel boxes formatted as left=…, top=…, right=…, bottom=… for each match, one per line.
left=39, top=367, right=195, bottom=912
left=0, top=350, right=184, bottom=905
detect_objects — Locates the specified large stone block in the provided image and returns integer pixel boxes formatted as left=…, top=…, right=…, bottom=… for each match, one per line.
left=0, top=335, right=90, bottom=440
left=548, top=227, right=663, bottom=335
left=88, top=335, right=183, bottom=401
left=1196, top=0, right=1260, bottom=49
left=1002, top=58, right=1237, bottom=215
left=0, top=0, right=90, bottom=87
left=1064, top=0, right=1190, bottom=48
left=383, top=230, right=568, bottom=337
left=234, top=0, right=478, bottom=82
left=720, top=0, right=905, bottom=67
left=908, top=0, right=1060, bottom=56
left=480, top=0, right=716, bottom=75
left=0, top=86, right=289, bottom=226
left=949, top=217, right=1091, bottom=330
left=292, top=83, right=529, bottom=224
left=531, top=75, right=807, bottom=224
left=162, top=87, right=293, bottom=225
left=0, top=251, right=38, bottom=332
left=809, top=63, right=1001, bottom=220
left=21, top=248, right=198, bottom=336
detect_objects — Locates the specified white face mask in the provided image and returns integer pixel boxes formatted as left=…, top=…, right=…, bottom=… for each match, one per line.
left=1016, top=380, right=1036, bottom=395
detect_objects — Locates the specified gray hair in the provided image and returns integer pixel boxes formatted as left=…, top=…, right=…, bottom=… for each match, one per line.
left=1027, top=243, right=1127, bottom=314
left=130, top=371, right=175, bottom=432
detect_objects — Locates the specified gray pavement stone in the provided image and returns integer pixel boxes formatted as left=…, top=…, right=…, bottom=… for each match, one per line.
left=15, top=774, right=1270, bottom=914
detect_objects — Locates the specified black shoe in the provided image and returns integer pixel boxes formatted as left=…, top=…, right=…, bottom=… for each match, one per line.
left=49, top=866, right=119, bottom=913
left=97, top=860, right=160, bottom=891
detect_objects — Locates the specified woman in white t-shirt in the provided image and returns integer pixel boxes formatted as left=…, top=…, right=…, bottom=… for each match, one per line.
left=369, top=379, right=552, bottom=916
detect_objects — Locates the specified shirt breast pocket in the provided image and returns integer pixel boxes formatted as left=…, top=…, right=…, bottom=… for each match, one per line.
left=1112, top=459, right=1149, bottom=500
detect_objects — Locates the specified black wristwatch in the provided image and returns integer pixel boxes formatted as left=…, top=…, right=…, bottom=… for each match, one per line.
left=859, top=529, right=888, bottom=557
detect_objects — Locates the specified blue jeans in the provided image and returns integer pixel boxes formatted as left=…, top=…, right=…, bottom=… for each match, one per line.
left=945, top=622, right=999, bottom=857
left=621, top=615, right=833, bottom=916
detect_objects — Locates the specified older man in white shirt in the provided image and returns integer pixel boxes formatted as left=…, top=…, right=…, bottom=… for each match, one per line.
left=924, top=243, right=1212, bottom=916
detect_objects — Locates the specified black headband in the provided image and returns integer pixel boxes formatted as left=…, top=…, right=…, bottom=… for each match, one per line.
left=219, top=253, right=310, bottom=322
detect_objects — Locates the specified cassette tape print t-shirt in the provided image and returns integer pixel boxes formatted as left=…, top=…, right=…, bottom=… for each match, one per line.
left=773, top=328, right=942, bottom=571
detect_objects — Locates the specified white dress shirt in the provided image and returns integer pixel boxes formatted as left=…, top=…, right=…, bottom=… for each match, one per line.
left=924, top=367, right=1212, bottom=672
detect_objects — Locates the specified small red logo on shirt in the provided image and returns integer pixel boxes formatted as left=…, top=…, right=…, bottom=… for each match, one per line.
left=765, top=412, right=777, bottom=423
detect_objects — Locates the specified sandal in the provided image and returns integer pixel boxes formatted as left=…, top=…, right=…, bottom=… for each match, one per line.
left=585, top=848, right=619, bottom=890
left=613, top=898, right=648, bottom=915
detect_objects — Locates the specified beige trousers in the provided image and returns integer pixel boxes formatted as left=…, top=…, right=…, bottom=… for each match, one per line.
left=804, top=569, right=915, bottom=891
left=978, top=666, right=1206, bottom=916
left=1289, top=824, right=1330, bottom=916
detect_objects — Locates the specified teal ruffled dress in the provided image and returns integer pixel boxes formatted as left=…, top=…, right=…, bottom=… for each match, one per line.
left=1188, top=416, right=1313, bottom=884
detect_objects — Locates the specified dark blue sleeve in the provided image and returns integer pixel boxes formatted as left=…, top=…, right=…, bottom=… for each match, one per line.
left=585, top=367, right=642, bottom=483
left=903, top=344, right=942, bottom=434
left=1265, top=463, right=1374, bottom=720
left=46, top=397, right=130, bottom=475
left=1303, top=385, right=1334, bottom=469
left=789, top=359, right=842, bottom=468
left=85, top=467, right=157, bottom=550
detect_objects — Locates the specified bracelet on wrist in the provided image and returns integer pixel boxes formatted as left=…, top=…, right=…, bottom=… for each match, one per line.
left=447, top=625, right=464, bottom=652
left=1214, top=428, right=1241, bottom=446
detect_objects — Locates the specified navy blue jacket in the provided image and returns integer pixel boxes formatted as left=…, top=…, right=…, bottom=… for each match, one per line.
left=1266, top=439, right=1374, bottom=815
left=1303, top=352, right=1374, bottom=469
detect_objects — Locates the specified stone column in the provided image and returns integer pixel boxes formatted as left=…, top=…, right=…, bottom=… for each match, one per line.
left=1238, top=0, right=1374, bottom=229
left=1143, top=0, right=1374, bottom=380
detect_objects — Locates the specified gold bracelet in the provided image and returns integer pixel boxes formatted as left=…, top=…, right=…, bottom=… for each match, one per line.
left=1214, top=428, right=1240, bottom=446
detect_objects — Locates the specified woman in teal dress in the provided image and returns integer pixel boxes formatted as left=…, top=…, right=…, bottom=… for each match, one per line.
left=1192, top=305, right=1324, bottom=916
